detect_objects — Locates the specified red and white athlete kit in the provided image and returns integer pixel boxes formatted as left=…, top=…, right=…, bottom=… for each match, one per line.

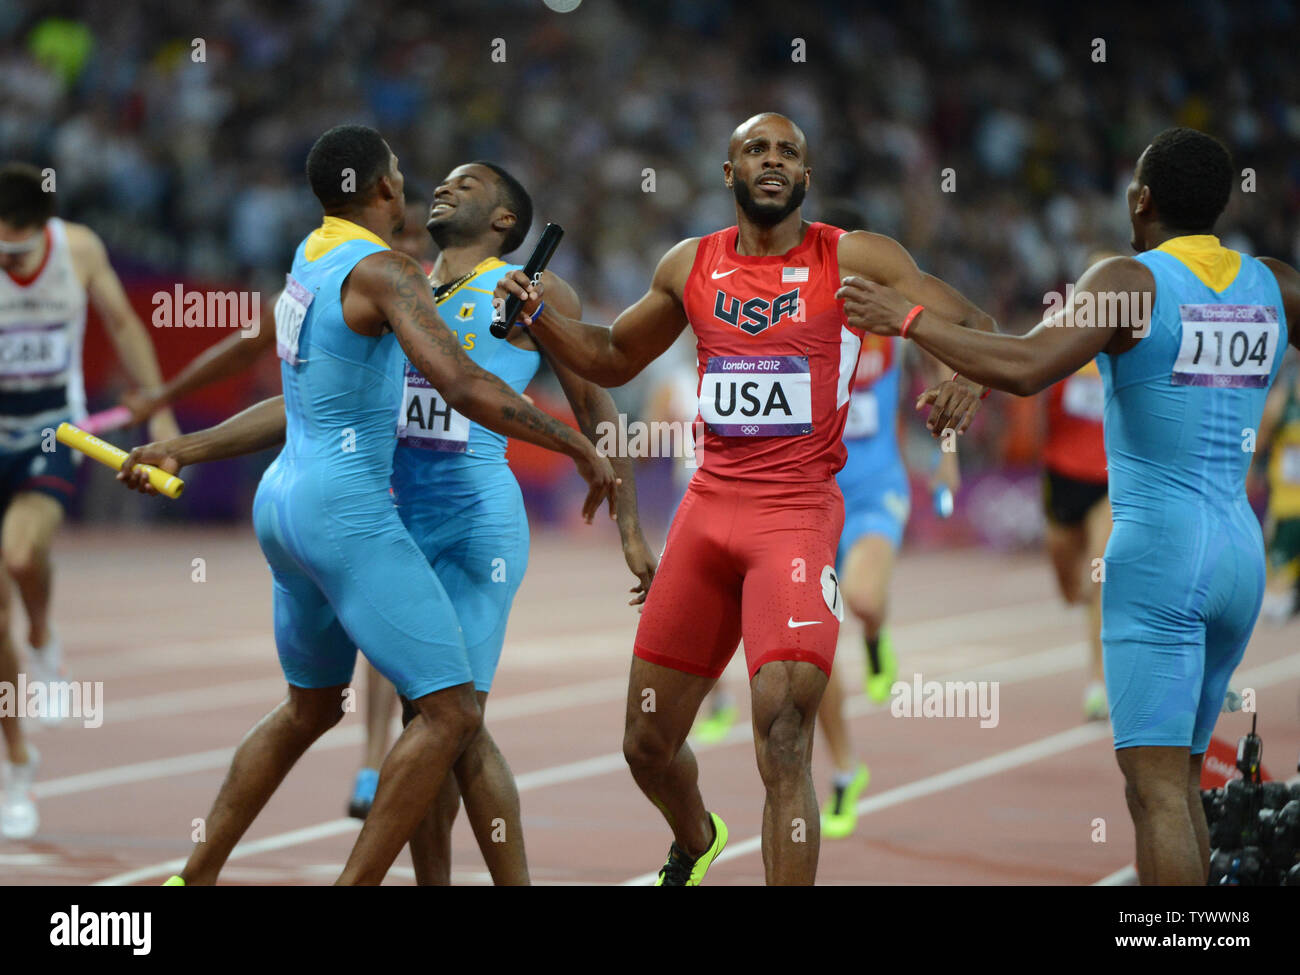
left=634, top=222, right=864, bottom=679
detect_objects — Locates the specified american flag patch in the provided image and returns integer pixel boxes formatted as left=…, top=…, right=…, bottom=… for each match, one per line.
left=782, top=266, right=809, bottom=283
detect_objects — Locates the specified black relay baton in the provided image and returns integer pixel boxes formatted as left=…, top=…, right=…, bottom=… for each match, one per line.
left=490, top=223, right=564, bottom=338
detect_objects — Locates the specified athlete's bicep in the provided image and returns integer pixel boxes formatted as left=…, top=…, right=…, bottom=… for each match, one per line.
left=360, top=251, right=467, bottom=389
left=1259, top=257, right=1300, bottom=350
left=1015, top=259, right=1148, bottom=389
left=537, top=273, right=602, bottom=418
left=841, top=231, right=995, bottom=331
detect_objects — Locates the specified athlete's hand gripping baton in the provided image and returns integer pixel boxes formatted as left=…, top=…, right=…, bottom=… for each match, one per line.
left=490, top=223, right=564, bottom=339
left=56, top=422, right=185, bottom=499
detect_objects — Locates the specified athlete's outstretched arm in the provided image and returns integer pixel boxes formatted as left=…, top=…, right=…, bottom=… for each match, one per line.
left=838, top=231, right=998, bottom=434
left=540, top=272, right=657, bottom=604
left=70, top=223, right=182, bottom=442
left=357, top=250, right=617, bottom=522
left=124, top=298, right=276, bottom=421
left=1260, top=257, right=1300, bottom=352
left=116, top=396, right=288, bottom=495
left=840, top=257, right=1152, bottom=397
left=495, top=238, right=696, bottom=388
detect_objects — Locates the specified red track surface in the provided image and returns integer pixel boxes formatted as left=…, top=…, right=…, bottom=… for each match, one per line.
left=5, top=526, right=1298, bottom=885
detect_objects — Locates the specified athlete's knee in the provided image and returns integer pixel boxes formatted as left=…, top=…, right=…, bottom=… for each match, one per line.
left=622, top=714, right=679, bottom=774
left=283, top=688, right=348, bottom=737
left=1119, top=762, right=1186, bottom=818
left=754, top=703, right=813, bottom=789
left=2, top=541, right=47, bottom=586
left=414, top=685, right=482, bottom=750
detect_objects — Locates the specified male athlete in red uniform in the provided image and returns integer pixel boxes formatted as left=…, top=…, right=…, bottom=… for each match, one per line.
left=497, top=113, right=995, bottom=885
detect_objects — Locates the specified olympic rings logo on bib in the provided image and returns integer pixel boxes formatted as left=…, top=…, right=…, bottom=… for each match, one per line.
left=698, top=355, right=812, bottom=437
left=1172, top=304, right=1278, bottom=389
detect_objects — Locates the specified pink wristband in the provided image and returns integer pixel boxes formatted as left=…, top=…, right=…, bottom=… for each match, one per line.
left=900, top=304, right=924, bottom=339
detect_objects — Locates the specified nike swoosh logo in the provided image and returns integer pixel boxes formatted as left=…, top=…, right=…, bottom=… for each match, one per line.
left=787, top=617, right=823, bottom=628
left=711, top=268, right=739, bottom=279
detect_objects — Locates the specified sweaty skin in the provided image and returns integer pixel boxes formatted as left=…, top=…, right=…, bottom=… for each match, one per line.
left=492, top=113, right=1000, bottom=885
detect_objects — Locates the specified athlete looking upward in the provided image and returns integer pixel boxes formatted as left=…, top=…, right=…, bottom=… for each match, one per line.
left=496, top=113, right=994, bottom=885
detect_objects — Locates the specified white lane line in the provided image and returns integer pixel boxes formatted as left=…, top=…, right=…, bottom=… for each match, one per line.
left=80, top=600, right=1069, bottom=725
left=90, top=637, right=1097, bottom=886
left=96, top=820, right=361, bottom=887
left=623, top=649, right=1300, bottom=885
left=1095, top=866, right=1138, bottom=886
left=620, top=723, right=1112, bottom=885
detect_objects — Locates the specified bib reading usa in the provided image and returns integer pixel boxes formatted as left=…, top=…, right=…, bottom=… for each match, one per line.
left=699, top=355, right=812, bottom=436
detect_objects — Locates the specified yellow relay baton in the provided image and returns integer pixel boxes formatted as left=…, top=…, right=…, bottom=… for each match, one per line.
left=56, top=422, right=185, bottom=499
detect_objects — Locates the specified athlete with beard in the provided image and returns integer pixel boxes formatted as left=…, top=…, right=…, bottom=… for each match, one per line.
left=496, top=113, right=994, bottom=885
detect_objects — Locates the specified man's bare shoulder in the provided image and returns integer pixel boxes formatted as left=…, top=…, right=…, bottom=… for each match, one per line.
left=654, top=236, right=704, bottom=297
left=1078, top=255, right=1155, bottom=295
left=60, top=220, right=107, bottom=271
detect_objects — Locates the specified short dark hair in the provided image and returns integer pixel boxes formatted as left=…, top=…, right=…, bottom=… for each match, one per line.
left=471, top=161, right=532, bottom=254
left=1139, top=128, right=1234, bottom=232
left=306, top=125, right=392, bottom=210
left=0, top=163, right=55, bottom=228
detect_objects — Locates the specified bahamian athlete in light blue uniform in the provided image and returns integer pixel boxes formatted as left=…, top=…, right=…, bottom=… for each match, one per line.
left=836, top=127, right=1300, bottom=885
left=392, top=257, right=539, bottom=695
left=389, top=161, right=655, bottom=885
left=117, top=128, right=616, bottom=886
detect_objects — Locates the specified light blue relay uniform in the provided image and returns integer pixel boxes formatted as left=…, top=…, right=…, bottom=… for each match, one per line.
left=836, top=338, right=910, bottom=563
left=253, top=218, right=473, bottom=699
left=391, top=258, right=539, bottom=693
left=1098, top=237, right=1288, bottom=752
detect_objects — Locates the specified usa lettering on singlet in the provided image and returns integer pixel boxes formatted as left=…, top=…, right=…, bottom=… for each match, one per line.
left=0, top=219, right=88, bottom=452
left=681, top=222, right=864, bottom=482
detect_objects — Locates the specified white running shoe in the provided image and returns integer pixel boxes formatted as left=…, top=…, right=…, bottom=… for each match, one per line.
left=25, top=633, right=67, bottom=724
left=1, top=745, right=40, bottom=840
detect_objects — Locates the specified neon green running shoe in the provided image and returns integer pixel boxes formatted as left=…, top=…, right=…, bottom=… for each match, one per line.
left=820, top=765, right=870, bottom=839
left=692, top=705, right=739, bottom=745
left=864, top=629, right=897, bottom=703
left=1082, top=681, right=1108, bottom=722
left=653, top=812, right=728, bottom=886
left=162, top=875, right=185, bottom=886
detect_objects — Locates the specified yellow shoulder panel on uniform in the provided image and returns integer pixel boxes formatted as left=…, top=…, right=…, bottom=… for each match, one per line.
left=1156, top=235, right=1241, bottom=293
left=304, top=217, right=390, bottom=262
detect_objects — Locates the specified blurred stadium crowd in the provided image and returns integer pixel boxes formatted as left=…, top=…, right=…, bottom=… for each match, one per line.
left=2, top=0, right=1298, bottom=530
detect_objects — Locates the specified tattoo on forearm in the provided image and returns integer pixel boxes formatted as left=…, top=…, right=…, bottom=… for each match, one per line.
left=382, top=255, right=581, bottom=452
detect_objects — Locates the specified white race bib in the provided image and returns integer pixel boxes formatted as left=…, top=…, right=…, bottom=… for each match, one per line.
left=698, top=355, right=812, bottom=436
left=0, top=325, right=70, bottom=378
left=843, top=388, right=879, bottom=439
left=1062, top=372, right=1104, bottom=421
left=397, top=367, right=470, bottom=452
left=1172, top=304, right=1278, bottom=389
left=1282, top=444, right=1300, bottom=486
left=275, top=275, right=313, bottom=366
